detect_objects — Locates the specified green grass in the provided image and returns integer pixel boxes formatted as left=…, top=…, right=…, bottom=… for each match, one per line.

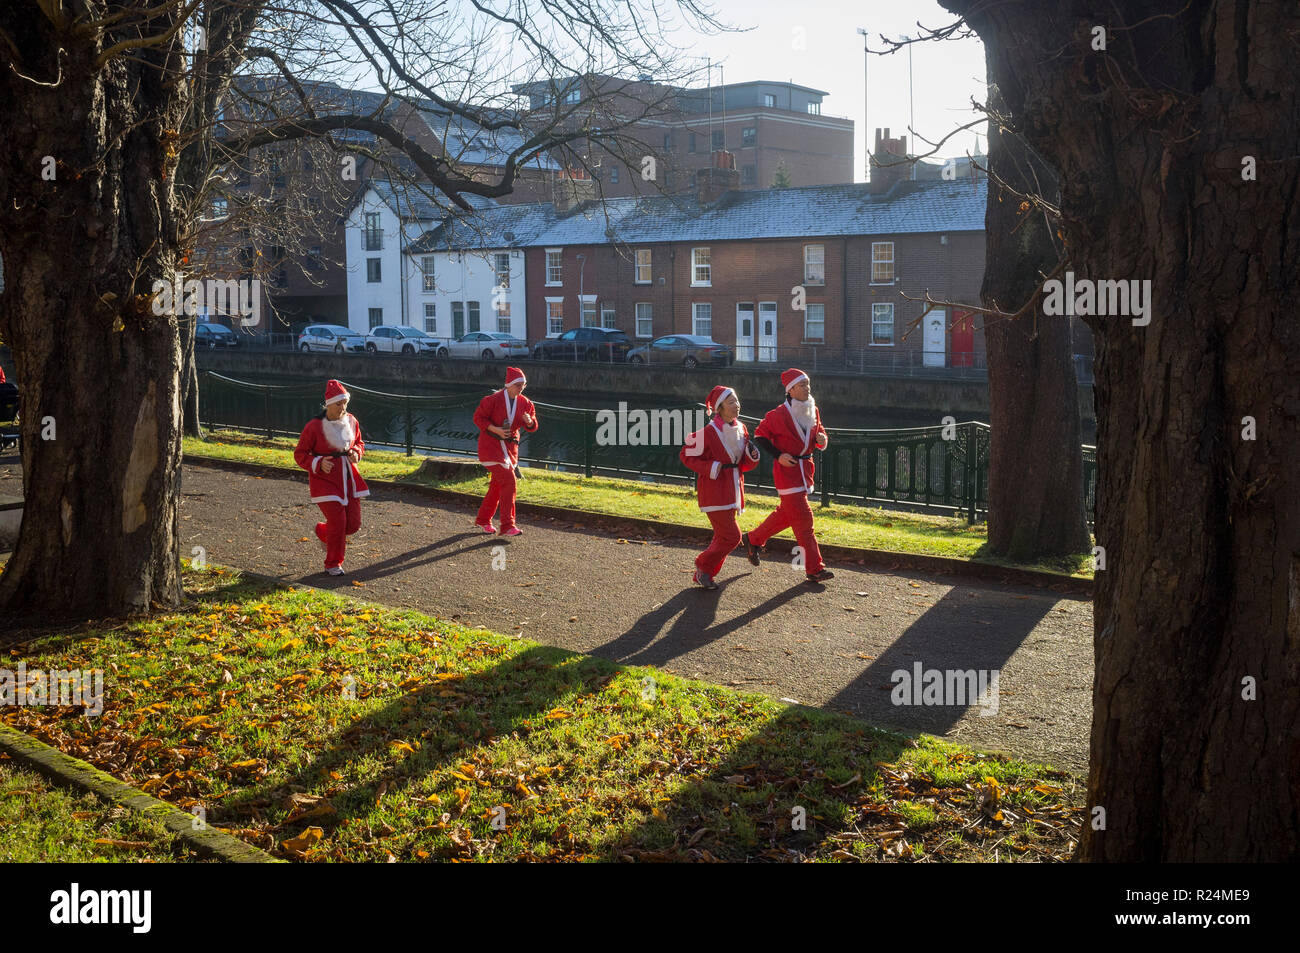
left=182, top=431, right=1093, bottom=579
left=2, top=564, right=1086, bottom=862
left=0, top=759, right=208, bottom=862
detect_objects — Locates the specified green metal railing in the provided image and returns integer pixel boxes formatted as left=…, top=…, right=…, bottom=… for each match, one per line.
left=197, top=372, right=1097, bottom=522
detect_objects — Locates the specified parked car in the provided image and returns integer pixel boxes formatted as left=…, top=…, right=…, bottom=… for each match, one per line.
left=366, top=325, right=443, bottom=356
left=298, top=324, right=366, bottom=354
left=438, top=331, right=530, bottom=360
left=627, top=334, right=733, bottom=368
left=532, top=327, right=632, bottom=363
left=195, top=321, right=241, bottom=349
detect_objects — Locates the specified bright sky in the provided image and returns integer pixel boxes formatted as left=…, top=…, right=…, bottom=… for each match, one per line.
left=682, top=0, right=988, bottom=181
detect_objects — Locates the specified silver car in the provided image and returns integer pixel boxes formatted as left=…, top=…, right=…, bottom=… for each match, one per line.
left=366, top=325, right=442, bottom=356
left=438, top=331, right=529, bottom=360
left=298, top=324, right=366, bottom=354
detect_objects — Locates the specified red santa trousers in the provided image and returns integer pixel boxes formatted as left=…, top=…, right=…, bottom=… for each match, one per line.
left=315, top=498, right=361, bottom=569
left=748, top=492, right=825, bottom=574
left=697, top=509, right=743, bottom=578
left=476, top=466, right=518, bottom=530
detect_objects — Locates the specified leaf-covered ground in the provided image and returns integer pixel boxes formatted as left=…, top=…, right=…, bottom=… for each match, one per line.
left=2, top=567, right=1086, bottom=862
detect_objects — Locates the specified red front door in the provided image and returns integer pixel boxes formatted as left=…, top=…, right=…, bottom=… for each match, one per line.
left=951, top=310, right=975, bottom=367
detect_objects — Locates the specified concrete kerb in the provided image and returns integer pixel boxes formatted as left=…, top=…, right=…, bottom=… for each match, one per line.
left=186, top=453, right=1093, bottom=597
left=0, top=723, right=281, bottom=863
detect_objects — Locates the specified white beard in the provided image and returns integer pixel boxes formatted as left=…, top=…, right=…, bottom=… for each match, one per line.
left=790, top=396, right=816, bottom=433
left=322, top=414, right=355, bottom=451
left=718, top=418, right=745, bottom=460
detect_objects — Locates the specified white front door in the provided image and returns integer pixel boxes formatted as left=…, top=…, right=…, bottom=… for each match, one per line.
left=735, top=303, right=755, bottom=362
left=758, top=301, right=778, bottom=362
left=923, top=308, right=946, bottom=367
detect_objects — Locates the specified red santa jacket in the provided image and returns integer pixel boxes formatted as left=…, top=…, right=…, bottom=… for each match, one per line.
left=754, top=400, right=828, bottom=495
left=293, top=414, right=370, bottom=505
left=679, top=417, right=761, bottom=512
left=473, top=389, right=539, bottom=467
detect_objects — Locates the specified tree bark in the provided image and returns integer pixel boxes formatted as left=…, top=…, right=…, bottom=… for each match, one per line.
left=944, top=0, right=1300, bottom=860
left=981, top=89, right=1091, bottom=560
left=0, top=29, right=187, bottom=620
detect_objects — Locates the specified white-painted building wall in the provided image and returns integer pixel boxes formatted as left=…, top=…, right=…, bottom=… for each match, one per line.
left=343, top=186, right=430, bottom=334
left=405, top=246, right=528, bottom=342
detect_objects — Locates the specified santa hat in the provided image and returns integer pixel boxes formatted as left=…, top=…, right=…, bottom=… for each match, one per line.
left=324, top=379, right=350, bottom=405
left=505, top=366, right=526, bottom=387
left=705, top=385, right=735, bottom=417
left=781, top=368, right=809, bottom=393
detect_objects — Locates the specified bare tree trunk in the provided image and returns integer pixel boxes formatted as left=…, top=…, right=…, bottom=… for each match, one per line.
left=945, top=0, right=1300, bottom=861
left=0, top=37, right=186, bottom=620
left=981, top=89, right=1090, bottom=560
left=183, top=335, right=203, bottom=439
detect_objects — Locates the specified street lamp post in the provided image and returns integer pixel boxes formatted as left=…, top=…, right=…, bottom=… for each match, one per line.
left=857, top=27, right=869, bottom=183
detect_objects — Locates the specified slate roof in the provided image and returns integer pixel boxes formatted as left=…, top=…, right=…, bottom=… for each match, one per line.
left=408, top=178, right=986, bottom=253
left=365, top=178, right=498, bottom=222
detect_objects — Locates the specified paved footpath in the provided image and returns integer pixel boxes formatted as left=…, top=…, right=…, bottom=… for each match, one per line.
left=179, top=462, right=1094, bottom=772
left=0, top=456, right=1095, bottom=772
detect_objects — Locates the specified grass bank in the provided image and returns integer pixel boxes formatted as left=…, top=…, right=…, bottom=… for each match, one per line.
left=2, top=565, right=1084, bottom=862
left=183, top=431, right=1092, bottom=579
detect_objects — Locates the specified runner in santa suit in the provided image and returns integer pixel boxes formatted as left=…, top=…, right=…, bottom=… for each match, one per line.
left=678, top=385, right=761, bottom=589
left=472, top=366, right=538, bottom=536
left=293, top=379, right=370, bottom=576
left=742, top=368, right=835, bottom=584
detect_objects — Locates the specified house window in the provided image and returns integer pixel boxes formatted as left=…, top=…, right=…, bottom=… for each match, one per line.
left=545, top=248, right=562, bottom=285
left=610, top=165, right=620, bottom=184
left=368, top=308, right=383, bottom=329
left=307, top=246, right=323, bottom=270
left=496, top=300, right=511, bottom=318
left=804, top=244, right=825, bottom=284
left=688, top=132, right=696, bottom=153
left=692, top=302, right=712, bottom=338
left=691, top=246, right=711, bottom=286
left=663, top=132, right=672, bottom=150
left=564, top=88, right=580, bottom=104
left=712, top=130, right=724, bottom=150
left=421, top=256, right=435, bottom=291
left=498, top=311, right=512, bottom=333
left=366, top=258, right=381, bottom=282
left=467, top=300, right=480, bottom=332
left=804, top=303, right=825, bottom=342
left=872, top=242, right=895, bottom=283
left=762, top=93, right=776, bottom=108
left=580, top=295, right=598, bottom=327
left=211, top=197, right=228, bottom=219
left=807, top=102, right=821, bottom=115
left=742, top=127, right=756, bottom=147
left=635, top=249, right=652, bottom=283
left=452, top=301, right=464, bottom=334
left=872, top=303, right=894, bottom=345
left=494, top=252, right=510, bottom=289
left=635, top=302, right=653, bottom=338
left=742, top=164, right=756, bottom=185
left=601, top=306, right=617, bottom=329
left=665, top=170, right=674, bottom=189
left=546, top=298, right=564, bottom=336
left=363, top=211, right=383, bottom=250
left=423, top=303, right=437, bottom=332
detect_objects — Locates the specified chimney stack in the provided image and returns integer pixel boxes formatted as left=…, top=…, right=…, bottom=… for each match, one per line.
left=554, top=168, right=596, bottom=215
left=695, top=150, right=740, bottom=207
left=869, top=128, right=911, bottom=195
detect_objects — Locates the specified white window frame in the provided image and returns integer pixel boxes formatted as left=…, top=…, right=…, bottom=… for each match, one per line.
left=494, top=252, right=510, bottom=289
left=211, top=197, right=228, bottom=219
left=421, top=256, right=435, bottom=292
left=497, top=312, right=512, bottom=334
left=580, top=294, right=599, bottom=328
left=871, top=302, right=895, bottom=346
left=804, top=302, right=825, bottom=342
left=366, top=258, right=382, bottom=283
left=545, top=248, right=563, bottom=286
left=423, top=303, right=437, bottom=333
left=545, top=297, right=564, bottom=337
left=871, top=242, right=895, bottom=284
left=804, top=244, right=825, bottom=285
left=763, top=94, right=776, bottom=108
left=691, top=246, right=711, bottom=287
left=692, top=302, right=712, bottom=338
left=601, top=305, right=617, bottom=329
left=634, top=249, right=652, bottom=284
left=635, top=302, right=653, bottom=338
left=363, top=211, right=383, bottom=251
